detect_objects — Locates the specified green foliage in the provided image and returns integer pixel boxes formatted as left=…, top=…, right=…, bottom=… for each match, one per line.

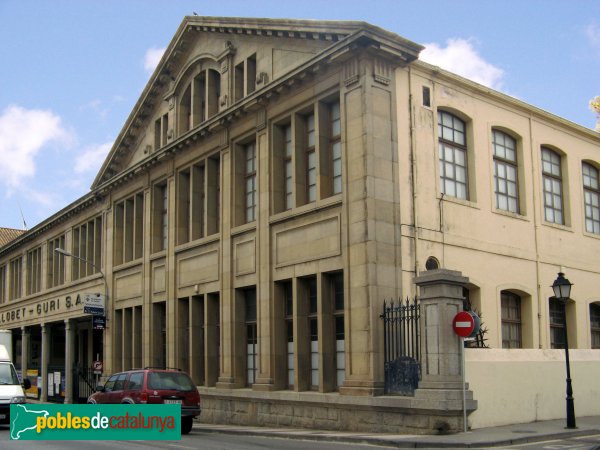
left=590, top=96, right=600, bottom=131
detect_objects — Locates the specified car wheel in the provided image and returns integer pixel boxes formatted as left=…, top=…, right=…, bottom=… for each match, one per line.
left=181, top=416, right=193, bottom=435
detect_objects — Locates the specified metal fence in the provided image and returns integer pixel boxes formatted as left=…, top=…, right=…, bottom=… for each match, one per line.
left=380, top=297, right=421, bottom=395
left=73, top=364, right=96, bottom=403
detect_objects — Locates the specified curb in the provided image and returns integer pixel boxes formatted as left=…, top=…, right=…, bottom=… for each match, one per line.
left=192, top=423, right=600, bottom=448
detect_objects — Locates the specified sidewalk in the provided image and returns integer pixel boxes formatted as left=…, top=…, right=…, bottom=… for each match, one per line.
left=193, top=415, right=600, bottom=448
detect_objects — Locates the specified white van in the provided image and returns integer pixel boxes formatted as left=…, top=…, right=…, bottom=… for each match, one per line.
left=0, top=345, right=30, bottom=424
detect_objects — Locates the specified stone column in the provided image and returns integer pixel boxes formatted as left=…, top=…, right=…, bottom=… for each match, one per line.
left=64, top=319, right=74, bottom=404
left=41, top=324, right=49, bottom=402
left=413, top=269, right=476, bottom=417
left=20, top=326, right=29, bottom=383
left=415, top=269, right=465, bottom=388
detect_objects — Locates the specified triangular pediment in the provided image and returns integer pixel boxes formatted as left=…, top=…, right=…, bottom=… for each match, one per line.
left=92, top=17, right=422, bottom=189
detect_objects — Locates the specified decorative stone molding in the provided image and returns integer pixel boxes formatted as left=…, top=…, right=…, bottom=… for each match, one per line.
left=220, top=59, right=229, bottom=74
left=219, top=128, right=229, bottom=149
left=219, top=94, right=228, bottom=108
left=255, top=108, right=267, bottom=131
left=373, top=59, right=392, bottom=86
left=168, top=97, right=175, bottom=110
left=343, top=59, right=359, bottom=86
left=256, top=71, right=269, bottom=86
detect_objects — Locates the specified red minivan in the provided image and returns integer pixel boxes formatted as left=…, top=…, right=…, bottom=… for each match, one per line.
left=88, top=368, right=201, bottom=434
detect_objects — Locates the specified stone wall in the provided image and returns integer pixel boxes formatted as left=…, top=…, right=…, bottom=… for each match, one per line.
left=198, top=388, right=468, bottom=434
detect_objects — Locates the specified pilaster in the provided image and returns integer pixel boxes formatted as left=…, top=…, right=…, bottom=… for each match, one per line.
left=413, top=269, right=477, bottom=422
left=40, top=323, right=49, bottom=402
left=64, top=319, right=74, bottom=403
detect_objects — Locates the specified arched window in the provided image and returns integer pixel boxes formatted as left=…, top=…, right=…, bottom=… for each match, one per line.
left=175, top=64, right=221, bottom=137
left=541, top=147, right=564, bottom=225
left=582, top=162, right=600, bottom=234
left=501, top=291, right=522, bottom=348
left=492, top=130, right=519, bottom=213
left=549, top=297, right=566, bottom=348
left=591, top=303, right=600, bottom=349
left=438, top=111, right=468, bottom=200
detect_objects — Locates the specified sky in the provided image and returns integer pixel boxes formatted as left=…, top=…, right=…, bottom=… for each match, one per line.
left=1, top=0, right=599, bottom=231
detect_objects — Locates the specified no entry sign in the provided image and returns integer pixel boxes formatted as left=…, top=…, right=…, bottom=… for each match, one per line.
left=452, top=311, right=475, bottom=337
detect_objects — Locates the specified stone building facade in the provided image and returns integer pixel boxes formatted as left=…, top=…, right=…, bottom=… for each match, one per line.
left=0, top=16, right=599, bottom=433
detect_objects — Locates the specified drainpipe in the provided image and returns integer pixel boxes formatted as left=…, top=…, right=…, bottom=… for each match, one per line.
left=408, top=66, right=420, bottom=280
left=529, top=114, right=543, bottom=349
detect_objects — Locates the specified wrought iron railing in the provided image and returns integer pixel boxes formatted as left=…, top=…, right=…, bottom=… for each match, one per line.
left=380, top=297, right=421, bottom=395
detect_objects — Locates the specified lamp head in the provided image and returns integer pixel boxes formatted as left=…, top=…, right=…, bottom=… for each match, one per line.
left=552, top=272, right=572, bottom=302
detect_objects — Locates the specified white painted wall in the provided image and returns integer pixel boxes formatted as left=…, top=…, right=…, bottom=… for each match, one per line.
left=466, top=348, right=600, bottom=429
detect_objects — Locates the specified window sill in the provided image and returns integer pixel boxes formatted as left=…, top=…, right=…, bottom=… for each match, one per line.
left=270, top=195, right=342, bottom=225
left=541, top=221, right=573, bottom=233
left=231, top=221, right=256, bottom=237
left=492, top=208, right=529, bottom=222
left=582, top=230, right=600, bottom=240
left=113, top=259, right=143, bottom=272
left=174, top=234, right=221, bottom=253
left=438, top=195, right=480, bottom=210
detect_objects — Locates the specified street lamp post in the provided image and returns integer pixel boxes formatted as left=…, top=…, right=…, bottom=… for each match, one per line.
left=551, top=272, right=576, bottom=429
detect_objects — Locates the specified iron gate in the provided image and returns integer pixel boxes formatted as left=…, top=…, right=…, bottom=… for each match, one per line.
left=380, top=297, right=421, bottom=395
left=73, top=364, right=96, bottom=403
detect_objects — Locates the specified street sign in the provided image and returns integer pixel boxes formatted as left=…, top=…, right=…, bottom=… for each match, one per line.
left=93, top=360, right=103, bottom=375
left=452, top=311, right=475, bottom=337
left=92, top=315, right=106, bottom=330
left=83, top=293, right=105, bottom=316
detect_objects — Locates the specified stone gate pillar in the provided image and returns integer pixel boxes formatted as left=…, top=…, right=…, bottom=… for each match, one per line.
left=413, top=269, right=476, bottom=423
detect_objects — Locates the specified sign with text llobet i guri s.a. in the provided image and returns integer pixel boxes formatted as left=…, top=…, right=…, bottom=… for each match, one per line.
left=83, top=294, right=106, bottom=316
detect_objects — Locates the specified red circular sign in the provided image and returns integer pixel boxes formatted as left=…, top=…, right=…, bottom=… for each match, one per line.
left=452, top=311, right=475, bottom=337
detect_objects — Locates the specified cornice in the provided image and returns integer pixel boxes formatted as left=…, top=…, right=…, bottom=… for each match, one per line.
left=0, top=193, right=102, bottom=257
left=413, top=60, right=600, bottom=143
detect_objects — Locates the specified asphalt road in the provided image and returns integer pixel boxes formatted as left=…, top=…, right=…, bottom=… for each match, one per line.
left=499, top=433, right=600, bottom=450
left=0, top=425, right=395, bottom=449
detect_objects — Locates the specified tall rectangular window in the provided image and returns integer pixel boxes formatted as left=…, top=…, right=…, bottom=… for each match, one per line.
left=114, top=193, right=144, bottom=265
left=152, top=183, right=168, bottom=252
left=245, top=142, right=257, bottom=222
left=273, top=95, right=341, bottom=210
left=583, top=162, right=600, bottom=234
left=438, top=111, right=468, bottom=200
left=178, top=156, right=220, bottom=242
left=493, top=130, right=519, bottom=213
left=72, top=216, right=102, bottom=280
left=161, top=185, right=168, bottom=250
left=47, top=235, right=65, bottom=288
left=0, top=265, right=6, bottom=304
left=9, top=256, right=23, bottom=300
left=26, top=247, right=42, bottom=295
left=501, top=291, right=522, bottom=348
left=154, top=113, right=169, bottom=150
left=549, top=298, right=566, bottom=349
left=245, top=288, right=258, bottom=386
left=284, top=125, right=293, bottom=210
left=332, top=273, right=345, bottom=389
left=591, top=303, right=600, bottom=349
left=542, top=147, right=564, bottom=225
left=178, top=84, right=192, bottom=135
left=283, top=281, right=294, bottom=388
left=307, top=277, right=319, bottom=389
left=246, top=54, right=256, bottom=95
left=330, top=101, right=342, bottom=195
left=306, top=114, right=317, bottom=203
